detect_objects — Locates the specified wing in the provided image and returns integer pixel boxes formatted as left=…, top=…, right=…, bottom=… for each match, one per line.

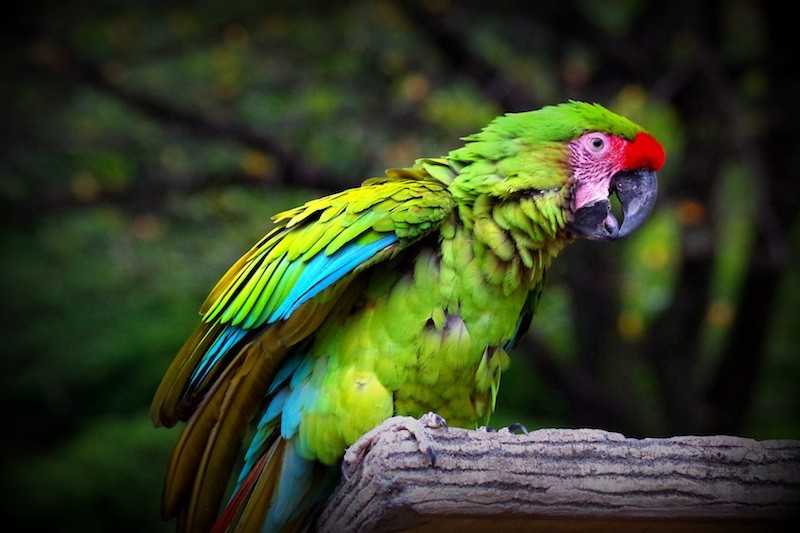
left=150, top=174, right=455, bottom=531
left=151, top=176, right=454, bottom=426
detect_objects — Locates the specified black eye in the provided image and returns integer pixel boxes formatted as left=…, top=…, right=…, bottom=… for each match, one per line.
left=589, top=136, right=605, bottom=152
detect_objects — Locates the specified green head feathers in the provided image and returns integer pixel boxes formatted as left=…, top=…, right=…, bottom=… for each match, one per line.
left=444, top=101, right=652, bottom=199
left=464, top=101, right=645, bottom=145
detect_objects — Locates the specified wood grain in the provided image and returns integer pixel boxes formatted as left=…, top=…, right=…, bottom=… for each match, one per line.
left=318, top=416, right=800, bottom=531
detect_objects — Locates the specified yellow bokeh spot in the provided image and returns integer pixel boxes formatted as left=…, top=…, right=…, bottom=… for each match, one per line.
left=618, top=311, right=645, bottom=341
left=400, top=73, right=431, bottom=103
left=383, top=139, right=422, bottom=169
left=641, top=242, right=671, bottom=269
left=615, top=85, right=648, bottom=114
left=707, top=300, right=735, bottom=328
left=241, top=151, right=275, bottom=180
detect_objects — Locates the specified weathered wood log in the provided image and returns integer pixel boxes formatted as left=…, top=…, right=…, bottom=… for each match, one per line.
left=318, top=416, right=800, bottom=532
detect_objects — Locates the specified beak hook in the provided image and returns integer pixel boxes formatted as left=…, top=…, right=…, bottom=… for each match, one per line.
left=614, top=169, right=658, bottom=238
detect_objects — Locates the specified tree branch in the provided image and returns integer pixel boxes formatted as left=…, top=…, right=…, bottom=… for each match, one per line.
left=31, top=41, right=346, bottom=192
left=320, top=416, right=800, bottom=531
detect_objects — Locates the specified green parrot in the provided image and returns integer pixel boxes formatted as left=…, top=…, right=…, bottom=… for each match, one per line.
left=151, top=101, right=666, bottom=532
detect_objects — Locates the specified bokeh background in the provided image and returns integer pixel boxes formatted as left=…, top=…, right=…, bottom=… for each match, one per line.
left=2, top=1, right=797, bottom=531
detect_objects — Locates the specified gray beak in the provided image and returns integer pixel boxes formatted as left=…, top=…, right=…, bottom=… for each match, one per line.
left=567, top=169, right=658, bottom=241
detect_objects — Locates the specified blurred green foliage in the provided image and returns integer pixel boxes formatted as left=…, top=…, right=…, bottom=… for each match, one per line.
left=1, top=0, right=797, bottom=531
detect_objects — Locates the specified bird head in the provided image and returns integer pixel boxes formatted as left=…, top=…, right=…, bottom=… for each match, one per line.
left=566, top=128, right=665, bottom=240
left=447, top=101, right=665, bottom=241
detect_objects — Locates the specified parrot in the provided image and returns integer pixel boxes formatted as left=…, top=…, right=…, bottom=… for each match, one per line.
left=151, top=101, right=666, bottom=532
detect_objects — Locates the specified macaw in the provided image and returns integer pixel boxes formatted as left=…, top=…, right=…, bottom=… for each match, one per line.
left=151, top=101, right=665, bottom=532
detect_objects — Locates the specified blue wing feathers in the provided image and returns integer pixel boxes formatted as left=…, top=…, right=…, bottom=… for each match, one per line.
left=187, top=234, right=396, bottom=410
left=269, top=234, right=396, bottom=322
left=281, top=357, right=317, bottom=440
left=234, top=352, right=310, bottom=495
left=188, top=326, right=249, bottom=390
left=233, top=388, right=290, bottom=490
left=267, top=355, right=304, bottom=395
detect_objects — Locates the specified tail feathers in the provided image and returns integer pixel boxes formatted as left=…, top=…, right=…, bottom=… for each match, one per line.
left=163, top=331, right=286, bottom=532
left=160, top=346, right=248, bottom=518
left=212, top=438, right=327, bottom=533
left=210, top=442, right=277, bottom=533
left=261, top=441, right=316, bottom=531
left=158, top=294, right=350, bottom=532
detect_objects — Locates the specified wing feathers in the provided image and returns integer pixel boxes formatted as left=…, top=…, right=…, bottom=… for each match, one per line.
left=183, top=338, right=280, bottom=533
left=161, top=291, right=349, bottom=531
left=151, top=321, right=232, bottom=426
left=153, top=175, right=456, bottom=530
left=270, top=234, right=396, bottom=322
left=210, top=447, right=273, bottom=533
left=202, top=179, right=452, bottom=337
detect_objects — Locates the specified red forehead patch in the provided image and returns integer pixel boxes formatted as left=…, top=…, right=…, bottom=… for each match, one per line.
left=624, top=132, right=666, bottom=171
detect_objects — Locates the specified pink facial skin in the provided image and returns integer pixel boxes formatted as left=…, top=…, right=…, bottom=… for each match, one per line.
left=570, top=131, right=665, bottom=211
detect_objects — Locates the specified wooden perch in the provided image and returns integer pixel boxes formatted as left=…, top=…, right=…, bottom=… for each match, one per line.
left=318, top=416, right=800, bottom=532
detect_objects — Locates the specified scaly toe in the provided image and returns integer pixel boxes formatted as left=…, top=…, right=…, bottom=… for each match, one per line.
left=419, top=411, right=448, bottom=430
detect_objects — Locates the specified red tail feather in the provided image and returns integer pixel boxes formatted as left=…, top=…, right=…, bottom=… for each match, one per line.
left=211, top=452, right=271, bottom=533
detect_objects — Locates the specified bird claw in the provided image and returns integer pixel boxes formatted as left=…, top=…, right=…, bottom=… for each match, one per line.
left=503, top=422, right=529, bottom=435
left=390, top=412, right=446, bottom=467
left=341, top=412, right=447, bottom=479
left=413, top=412, right=446, bottom=467
left=419, top=411, right=447, bottom=430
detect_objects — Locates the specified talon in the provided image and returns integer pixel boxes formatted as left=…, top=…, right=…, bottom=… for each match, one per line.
left=426, top=445, right=437, bottom=468
left=413, top=413, right=446, bottom=467
left=506, top=422, right=528, bottom=434
left=420, top=411, right=447, bottom=429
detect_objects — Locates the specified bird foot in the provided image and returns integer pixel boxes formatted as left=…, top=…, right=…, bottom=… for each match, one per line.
left=342, top=412, right=447, bottom=480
